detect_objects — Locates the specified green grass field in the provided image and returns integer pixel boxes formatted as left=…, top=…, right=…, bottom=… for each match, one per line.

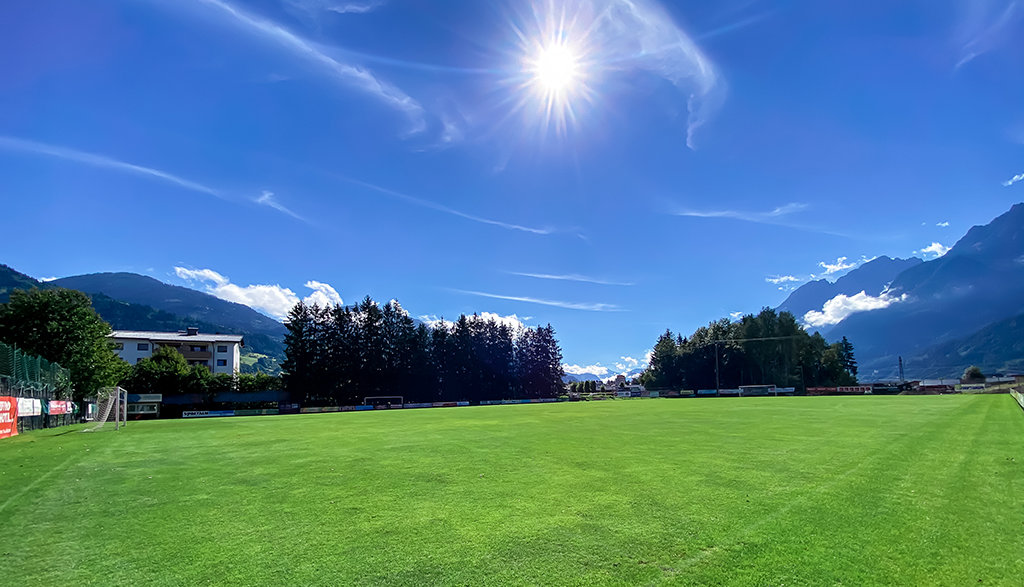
left=2, top=395, right=1023, bottom=585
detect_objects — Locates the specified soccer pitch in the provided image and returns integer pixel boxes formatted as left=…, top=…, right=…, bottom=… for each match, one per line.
left=2, top=396, right=1022, bottom=585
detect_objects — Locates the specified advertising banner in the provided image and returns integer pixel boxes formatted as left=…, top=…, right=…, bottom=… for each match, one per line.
left=0, top=397, right=18, bottom=439
left=299, top=407, right=323, bottom=414
left=182, top=410, right=235, bottom=418
left=17, top=397, right=41, bottom=417
left=48, top=400, right=72, bottom=415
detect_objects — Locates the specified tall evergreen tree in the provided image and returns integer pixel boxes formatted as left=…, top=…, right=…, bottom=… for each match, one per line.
left=839, top=336, right=857, bottom=378
left=282, top=301, right=319, bottom=402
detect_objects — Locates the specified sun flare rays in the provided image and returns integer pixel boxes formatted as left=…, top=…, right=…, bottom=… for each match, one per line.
left=509, top=1, right=600, bottom=136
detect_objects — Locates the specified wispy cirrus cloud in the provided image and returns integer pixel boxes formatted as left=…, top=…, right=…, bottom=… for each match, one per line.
left=676, top=202, right=807, bottom=222
left=936, top=221, right=950, bottom=227
left=954, top=1, right=1022, bottom=70
left=595, top=0, right=725, bottom=149
left=454, top=289, right=623, bottom=312
left=280, top=0, right=387, bottom=30
left=283, top=0, right=386, bottom=15
left=325, top=0, right=386, bottom=14
left=507, top=271, right=634, bottom=286
left=1004, top=172, right=1024, bottom=187
left=189, top=0, right=426, bottom=133
left=0, top=135, right=222, bottom=198
left=339, top=176, right=555, bottom=235
left=255, top=190, right=308, bottom=223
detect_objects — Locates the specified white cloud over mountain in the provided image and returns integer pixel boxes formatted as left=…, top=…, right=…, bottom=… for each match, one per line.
left=563, top=363, right=611, bottom=377
left=916, top=242, right=951, bottom=258
left=174, top=267, right=342, bottom=321
left=803, top=290, right=907, bottom=328
left=819, top=256, right=856, bottom=275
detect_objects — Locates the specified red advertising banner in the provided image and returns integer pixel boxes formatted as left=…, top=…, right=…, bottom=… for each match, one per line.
left=48, top=401, right=72, bottom=415
left=0, top=396, right=18, bottom=439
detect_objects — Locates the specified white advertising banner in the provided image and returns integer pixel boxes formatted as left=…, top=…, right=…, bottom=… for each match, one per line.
left=17, top=397, right=41, bottom=417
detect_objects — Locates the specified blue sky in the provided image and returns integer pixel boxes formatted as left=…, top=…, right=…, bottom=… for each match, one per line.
left=1, top=0, right=1022, bottom=377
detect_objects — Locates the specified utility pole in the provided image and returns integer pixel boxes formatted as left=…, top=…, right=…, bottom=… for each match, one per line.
left=714, top=342, right=720, bottom=394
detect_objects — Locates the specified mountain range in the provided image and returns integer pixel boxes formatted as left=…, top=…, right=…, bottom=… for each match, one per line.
left=4, top=201, right=1023, bottom=381
left=563, top=367, right=645, bottom=384
left=0, top=266, right=285, bottom=362
left=779, top=202, right=1024, bottom=379
left=776, top=255, right=922, bottom=325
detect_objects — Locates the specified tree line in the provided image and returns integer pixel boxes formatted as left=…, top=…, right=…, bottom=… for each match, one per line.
left=0, top=288, right=126, bottom=401
left=0, top=288, right=282, bottom=401
left=641, top=307, right=858, bottom=390
left=282, top=296, right=565, bottom=405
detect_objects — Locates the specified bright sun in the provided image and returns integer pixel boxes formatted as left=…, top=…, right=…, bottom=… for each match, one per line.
left=531, top=42, right=582, bottom=94
left=510, top=3, right=597, bottom=136
left=519, top=37, right=591, bottom=134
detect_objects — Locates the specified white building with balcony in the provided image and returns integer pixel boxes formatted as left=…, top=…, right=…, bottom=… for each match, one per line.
left=110, top=327, right=244, bottom=374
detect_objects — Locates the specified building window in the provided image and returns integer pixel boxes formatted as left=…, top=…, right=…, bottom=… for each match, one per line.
left=138, top=343, right=149, bottom=351
left=112, top=342, right=124, bottom=351
left=217, top=345, right=228, bottom=353
left=190, top=345, right=207, bottom=352
left=217, top=359, right=227, bottom=367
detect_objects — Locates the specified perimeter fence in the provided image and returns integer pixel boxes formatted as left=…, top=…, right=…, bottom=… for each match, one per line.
left=0, top=341, right=75, bottom=434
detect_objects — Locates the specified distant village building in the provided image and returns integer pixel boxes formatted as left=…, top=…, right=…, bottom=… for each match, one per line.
left=110, top=327, right=244, bottom=374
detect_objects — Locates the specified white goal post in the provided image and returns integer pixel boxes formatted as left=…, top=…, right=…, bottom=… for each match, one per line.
left=88, top=386, right=128, bottom=431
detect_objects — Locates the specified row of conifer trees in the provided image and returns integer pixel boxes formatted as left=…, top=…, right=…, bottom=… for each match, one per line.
left=282, top=296, right=565, bottom=405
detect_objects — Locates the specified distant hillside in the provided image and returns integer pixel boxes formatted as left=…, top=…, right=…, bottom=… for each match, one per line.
left=904, top=313, right=1024, bottom=379
left=0, top=266, right=285, bottom=360
left=88, top=293, right=285, bottom=359
left=52, top=272, right=287, bottom=339
left=0, top=263, right=43, bottom=302
left=829, top=203, right=1024, bottom=378
left=563, top=373, right=603, bottom=383
left=777, top=255, right=923, bottom=324
left=563, top=367, right=644, bottom=384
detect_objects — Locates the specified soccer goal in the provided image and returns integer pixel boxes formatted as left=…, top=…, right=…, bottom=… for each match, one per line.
left=87, top=386, right=128, bottom=431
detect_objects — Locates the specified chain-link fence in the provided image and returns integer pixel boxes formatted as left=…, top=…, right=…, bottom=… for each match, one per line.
left=0, top=341, right=75, bottom=432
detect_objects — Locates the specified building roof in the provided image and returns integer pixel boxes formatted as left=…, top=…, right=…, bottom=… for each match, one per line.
left=109, top=330, right=244, bottom=344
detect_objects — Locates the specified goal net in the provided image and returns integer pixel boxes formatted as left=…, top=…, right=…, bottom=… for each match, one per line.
left=87, top=386, right=128, bottom=431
